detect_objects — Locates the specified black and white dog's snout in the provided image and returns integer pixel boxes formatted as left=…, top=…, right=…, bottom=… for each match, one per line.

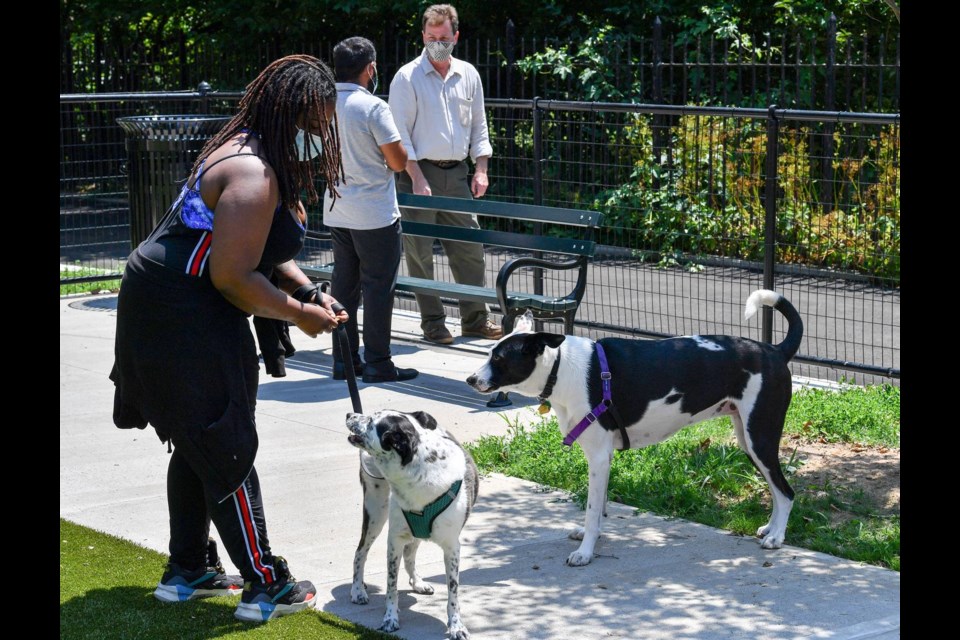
left=465, top=374, right=488, bottom=392
left=465, top=366, right=496, bottom=393
left=346, top=413, right=370, bottom=447
left=346, top=412, right=367, bottom=433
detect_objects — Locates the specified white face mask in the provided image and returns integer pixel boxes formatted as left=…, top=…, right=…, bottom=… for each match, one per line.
left=294, top=127, right=324, bottom=161
left=425, top=40, right=455, bottom=62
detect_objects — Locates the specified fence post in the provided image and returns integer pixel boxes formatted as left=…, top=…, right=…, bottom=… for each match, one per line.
left=198, top=81, right=211, bottom=114
left=820, top=14, right=837, bottom=214
left=762, top=105, right=780, bottom=344
left=505, top=20, right=515, bottom=100
left=532, top=97, right=544, bottom=300
left=652, top=16, right=666, bottom=177
left=506, top=19, right=516, bottom=200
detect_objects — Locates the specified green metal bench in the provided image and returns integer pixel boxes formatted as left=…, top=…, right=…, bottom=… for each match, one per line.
left=302, top=193, right=602, bottom=405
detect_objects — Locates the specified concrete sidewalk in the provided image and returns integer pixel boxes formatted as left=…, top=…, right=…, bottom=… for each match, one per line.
left=60, top=294, right=899, bottom=640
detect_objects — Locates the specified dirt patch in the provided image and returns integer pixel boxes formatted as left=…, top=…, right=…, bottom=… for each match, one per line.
left=781, top=437, right=900, bottom=515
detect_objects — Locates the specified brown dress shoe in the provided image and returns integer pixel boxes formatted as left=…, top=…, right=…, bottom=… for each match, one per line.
left=423, top=325, right=455, bottom=344
left=461, top=319, right=503, bottom=340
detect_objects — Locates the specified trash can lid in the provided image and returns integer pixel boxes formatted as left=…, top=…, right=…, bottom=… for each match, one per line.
left=116, top=115, right=232, bottom=139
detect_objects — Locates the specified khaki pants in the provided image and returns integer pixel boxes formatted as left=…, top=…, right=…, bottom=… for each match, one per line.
left=397, top=160, right=489, bottom=332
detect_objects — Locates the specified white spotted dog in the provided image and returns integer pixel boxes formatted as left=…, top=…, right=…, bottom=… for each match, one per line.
left=467, top=289, right=803, bottom=567
left=346, top=410, right=479, bottom=640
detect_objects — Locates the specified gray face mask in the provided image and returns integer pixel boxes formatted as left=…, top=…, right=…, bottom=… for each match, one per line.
left=294, top=127, right=323, bottom=161
left=425, top=40, right=455, bottom=62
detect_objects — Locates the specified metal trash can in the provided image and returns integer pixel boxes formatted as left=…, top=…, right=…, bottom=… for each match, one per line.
left=117, top=115, right=231, bottom=249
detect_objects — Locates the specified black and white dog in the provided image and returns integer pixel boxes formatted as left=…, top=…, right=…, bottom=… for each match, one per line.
left=467, top=289, right=802, bottom=566
left=346, top=410, right=479, bottom=639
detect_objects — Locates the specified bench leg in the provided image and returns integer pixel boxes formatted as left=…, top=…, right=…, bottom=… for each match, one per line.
left=486, top=391, right=512, bottom=408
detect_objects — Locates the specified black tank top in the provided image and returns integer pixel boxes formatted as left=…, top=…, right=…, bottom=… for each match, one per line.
left=137, top=153, right=306, bottom=280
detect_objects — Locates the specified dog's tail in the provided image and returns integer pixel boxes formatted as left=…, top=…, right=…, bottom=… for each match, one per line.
left=744, top=289, right=803, bottom=362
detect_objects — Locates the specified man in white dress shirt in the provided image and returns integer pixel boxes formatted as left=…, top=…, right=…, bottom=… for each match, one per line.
left=389, top=3, right=502, bottom=345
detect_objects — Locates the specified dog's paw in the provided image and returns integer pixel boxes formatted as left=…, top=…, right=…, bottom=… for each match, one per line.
left=350, top=583, right=369, bottom=605
left=448, top=621, right=470, bottom=639
left=379, top=616, right=400, bottom=633
left=568, top=526, right=585, bottom=541
left=565, top=549, right=593, bottom=566
left=759, top=531, right=785, bottom=549
left=409, top=577, right=435, bottom=595
left=756, top=524, right=785, bottom=549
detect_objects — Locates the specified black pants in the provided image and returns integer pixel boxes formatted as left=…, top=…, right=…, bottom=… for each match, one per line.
left=329, top=220, right=403, bottom=377
left=167, top=448, right=281, bottom=584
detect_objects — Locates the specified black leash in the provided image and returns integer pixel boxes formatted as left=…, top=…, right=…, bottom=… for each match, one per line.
left=328, top=303, right=383, bottom=478
left=331, top=318, right=363, bottom=413
left=292, top=283, right=362, bottom=413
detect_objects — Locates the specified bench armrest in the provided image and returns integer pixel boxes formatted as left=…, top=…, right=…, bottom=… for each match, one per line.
left=495, top=255, right=589, bottom=317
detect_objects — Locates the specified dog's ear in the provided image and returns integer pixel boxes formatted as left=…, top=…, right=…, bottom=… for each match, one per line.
left=523, top=332, right=565, bottom=355
left=380, top=427, right=415, bottom=466
left=409, top=411, right=438, bottom=431
left=513, top=310, right=535, bottom=333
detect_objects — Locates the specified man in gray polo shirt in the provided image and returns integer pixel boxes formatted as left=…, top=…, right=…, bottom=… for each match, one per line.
left=324, top=37, right=417, bottom=383
left=389, top=3, right=502, bottom=345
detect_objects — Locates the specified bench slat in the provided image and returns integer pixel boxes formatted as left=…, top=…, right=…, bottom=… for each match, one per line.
left=305, top=194, right=600, bottom=338
left=300, top=266, right=580, bottom=312
left=401, top=221, right=595, bottom=256
left=397, top=193, right=603, bottom=228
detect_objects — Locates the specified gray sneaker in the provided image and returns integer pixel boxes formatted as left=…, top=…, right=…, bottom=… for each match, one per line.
left=234, top=557, right=317, bottom=623
left=154, top=540, right=243, bottom=602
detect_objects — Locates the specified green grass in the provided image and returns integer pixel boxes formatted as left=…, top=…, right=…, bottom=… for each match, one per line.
left=60, top=519, right=394, bottom=640
left=60, top=265, right=121, bottom=296
left=467, top=384, right=900, bottom=571
left=785, top=384, right=901, bottom=446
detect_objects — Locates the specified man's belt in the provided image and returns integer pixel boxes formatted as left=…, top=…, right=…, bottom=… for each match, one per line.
left=422, top=159, right=462, bottom=169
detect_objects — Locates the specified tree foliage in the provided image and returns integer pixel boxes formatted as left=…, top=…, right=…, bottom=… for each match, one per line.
left=62, top=0, right=900, bottom=69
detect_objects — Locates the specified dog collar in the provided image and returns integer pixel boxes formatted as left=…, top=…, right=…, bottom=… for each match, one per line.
left=563, top=343, right=613, bottom=446
left=537, top=349, right=562, bottom=414
left=359, top=452, right=385, bottom=480
left=402, top=479, right=463, bottom=539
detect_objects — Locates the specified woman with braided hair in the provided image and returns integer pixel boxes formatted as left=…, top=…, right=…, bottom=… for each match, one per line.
left=110, top=55, right=346, bottom=622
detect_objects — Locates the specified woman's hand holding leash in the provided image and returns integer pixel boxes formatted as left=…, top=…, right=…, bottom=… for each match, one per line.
left=292, top=283, right=348, bottom=337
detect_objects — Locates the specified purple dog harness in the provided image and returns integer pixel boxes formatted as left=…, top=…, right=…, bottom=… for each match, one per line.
left=563, top=343, right=614, bottom=446
left=538, top=342, right=630, bottom=449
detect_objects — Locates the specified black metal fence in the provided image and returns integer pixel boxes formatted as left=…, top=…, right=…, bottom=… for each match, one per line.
left=59, top=91, right=900, bottom=386
left=63, top=16, right=898, bottom=112
left=59, top=90, right=241, bottom=278
left=483, top=100, right=899, bottom=386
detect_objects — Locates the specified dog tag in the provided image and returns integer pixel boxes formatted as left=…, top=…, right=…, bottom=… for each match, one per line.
left=538, top=401, right=551, bottom=414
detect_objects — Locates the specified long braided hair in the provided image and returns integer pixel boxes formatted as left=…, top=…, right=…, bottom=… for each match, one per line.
left=192, top=54, right=343, bottom=210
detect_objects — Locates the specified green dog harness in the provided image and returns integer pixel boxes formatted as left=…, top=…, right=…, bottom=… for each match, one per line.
left=402, top=480, right=463, bottom=539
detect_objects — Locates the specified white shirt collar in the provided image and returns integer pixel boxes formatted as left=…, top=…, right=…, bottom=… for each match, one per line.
left=418, top=50, right=462, bottom=79
left=335, top=82, right=371, bottom=95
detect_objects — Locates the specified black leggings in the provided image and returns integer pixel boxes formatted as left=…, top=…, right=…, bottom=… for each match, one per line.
left=166, top=448, right=281, bottom=584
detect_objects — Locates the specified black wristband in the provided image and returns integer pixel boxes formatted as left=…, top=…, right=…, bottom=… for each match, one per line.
left=292, top=283, right=321, bottom=304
